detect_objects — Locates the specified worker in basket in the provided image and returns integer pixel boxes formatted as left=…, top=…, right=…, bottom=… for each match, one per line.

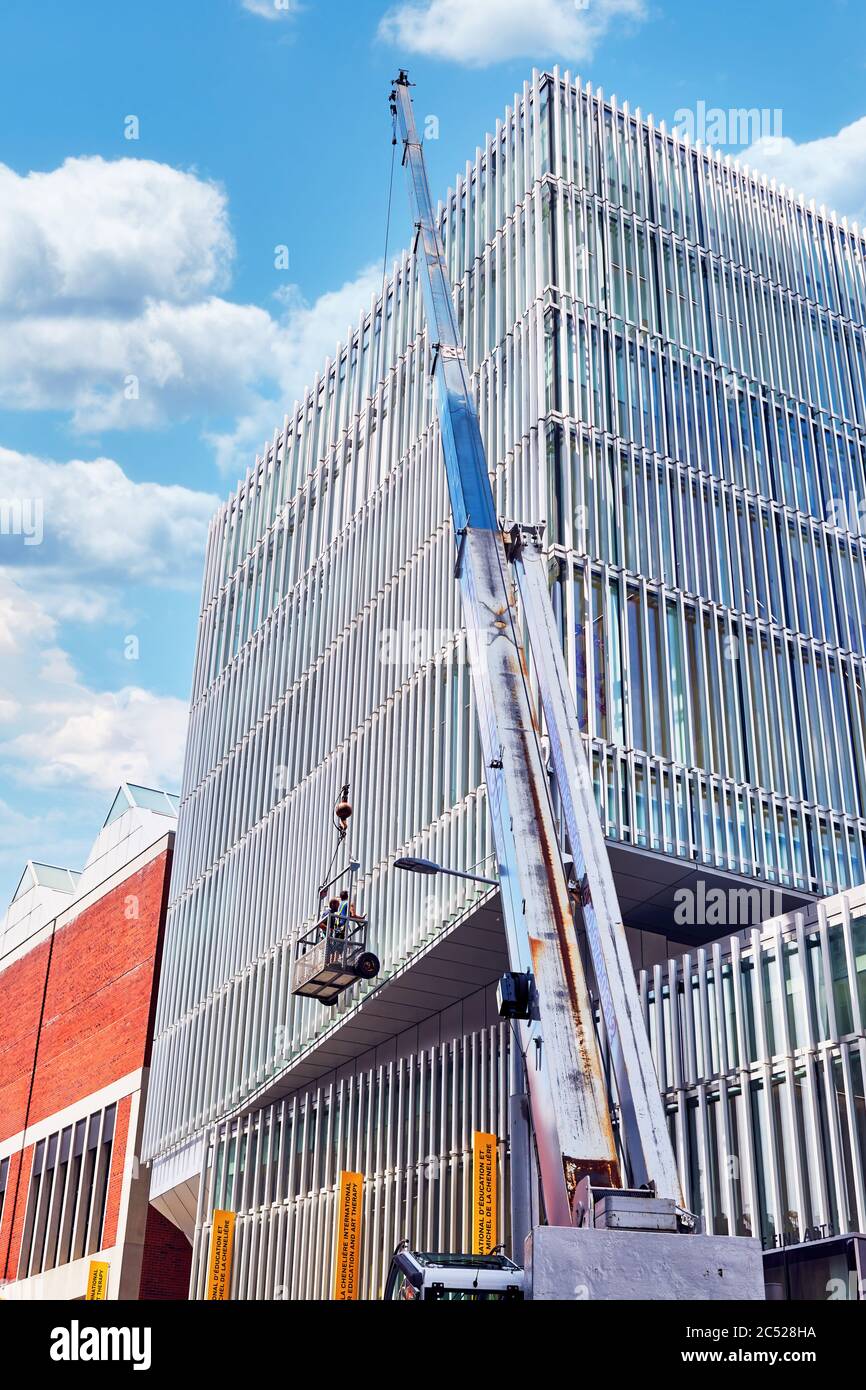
left=316, top=896, right=341, bottom=941
left=334, top=889, right=362, bottom=938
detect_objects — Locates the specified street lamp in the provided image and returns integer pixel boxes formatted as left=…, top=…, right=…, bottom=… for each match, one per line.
left=394, top=856, right=498, bottom=887
left=397, top=855, right=514, bottom=1019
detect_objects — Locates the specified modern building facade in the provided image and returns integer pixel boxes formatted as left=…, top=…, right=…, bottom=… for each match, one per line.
left=179, top=886, right=866, bottom=1300
left=647, top=888, right=866, bottom=1254
left=0, top=783, right=190, bottom=1300
left=142, top=69, right=866, bottom=1297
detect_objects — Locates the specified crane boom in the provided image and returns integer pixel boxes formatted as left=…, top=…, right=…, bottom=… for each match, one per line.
left=392, top=73, right=619, bottom=1224
left=508, top=525, right=682, bottom=1199
left=391, top=71, right=683, bottom=1216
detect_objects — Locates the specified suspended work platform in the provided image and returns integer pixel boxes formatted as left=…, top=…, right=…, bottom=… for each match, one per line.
left=290, top=784, right=380, bottom=1008
left=292, top=914, right=379, bottom=1007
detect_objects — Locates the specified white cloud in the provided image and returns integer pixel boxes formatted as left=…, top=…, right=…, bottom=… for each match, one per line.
left=0, top=568, right=188, bottom=904
left=0, top=572, right=187, bottom=795
left=0, top=156, right=232, bottom=313
left=0, top=156, right=269, bottom=433
left=0, top=151, right=383, bottom=473
left=0, top=141, right=385, bottom=895
left=272, top=264, right=382, bottom=410
left=378, top=0, right=646, bottom=66
left=0, top=281, right=375, bottom=440
left=10, top=686, right=188, bottom=792
left=241, top=0, right=299, bottom=17
left=742, top=116, right=866, bottom=225
left=0, top=448, right=205, bottom=889
left=17, top=585, right=114, bottom=627
left=207, top=263, right=381, bottom=473
left=0, top=297, right=280, bottom=429
left=0, top=154, right=272, bottom=430
left=0, top=571, right=53, bottom=651
left=0, top=795, right=84, bottom=903
left=38, top=647, right=78, bottom=684
left=0, top=447, right=218, bottom=588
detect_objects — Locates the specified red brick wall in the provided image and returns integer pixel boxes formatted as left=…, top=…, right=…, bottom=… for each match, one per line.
left=0, top=850, right=170, bottom=1142
left=100, top=1093, right=132, bottom=1249
left=0, top=846, right=171, bottom=1288
left=0, top=1145, right=32, bottom=1282
left=137, top=1206, right=192, bottom=1300
left=0, top=948, right=51, bottom=1144
left=1, top=1098, right=136, bottom=1285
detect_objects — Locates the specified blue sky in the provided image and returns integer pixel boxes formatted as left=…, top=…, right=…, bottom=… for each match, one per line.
left=0, top=0, right=865, bottom=906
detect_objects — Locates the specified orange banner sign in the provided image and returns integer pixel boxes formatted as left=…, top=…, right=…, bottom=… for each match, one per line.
left=472, top=1131, right=497, bottom=1255
left=86, top=1260, right=109, bottom=1300
left=206, top=1209, right=236, bottom=1301
left=333, top=1171, right=364, bottom=1299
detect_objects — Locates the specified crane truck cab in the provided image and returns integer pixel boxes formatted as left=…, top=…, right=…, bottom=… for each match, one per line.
left=384, top=1248, right=525, bottom=1301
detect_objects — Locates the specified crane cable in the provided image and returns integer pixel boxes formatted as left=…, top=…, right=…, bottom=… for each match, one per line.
left=318, top=787, right=350, bottom=900
left=381, top=103, right=398, bottom=311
